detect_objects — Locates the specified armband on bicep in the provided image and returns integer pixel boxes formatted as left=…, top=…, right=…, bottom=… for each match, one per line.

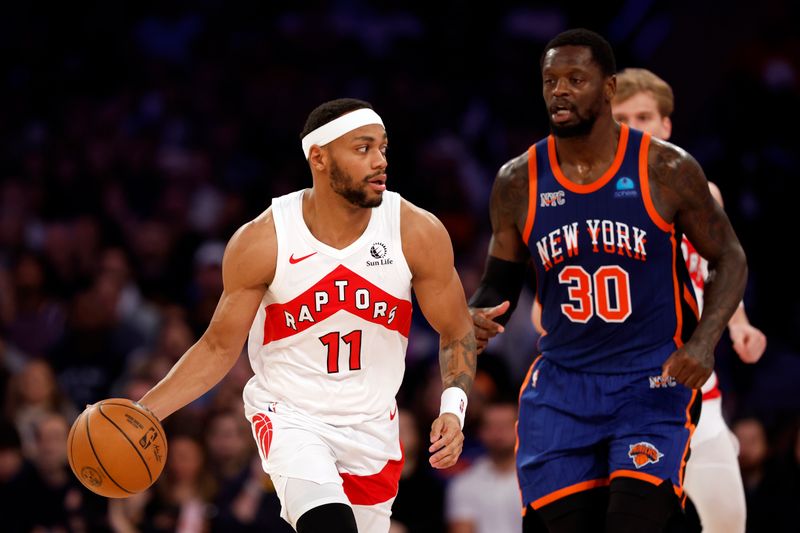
left=468, top=256, right=527, bottom=325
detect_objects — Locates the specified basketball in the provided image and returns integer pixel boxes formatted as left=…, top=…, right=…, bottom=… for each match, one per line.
left=67, top=398, right=168, bottom=498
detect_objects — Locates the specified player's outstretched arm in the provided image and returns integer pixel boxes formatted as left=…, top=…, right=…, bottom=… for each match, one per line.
left=139, top=212, right=277, bottom=420
left=402, top=201, right=476, bottom=469
left=708, top=182, right=767, bottom=363
left=469, top=156, right=532, bottom=353
left=651, top=143, right=747, bottom=388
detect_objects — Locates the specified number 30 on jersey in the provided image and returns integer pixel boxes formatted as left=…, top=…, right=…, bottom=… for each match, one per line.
left=558, top=265, right=631, bottom=323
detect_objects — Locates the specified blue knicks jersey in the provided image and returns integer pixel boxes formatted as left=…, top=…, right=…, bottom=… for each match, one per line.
left=525, top=125, right=699, bottom=373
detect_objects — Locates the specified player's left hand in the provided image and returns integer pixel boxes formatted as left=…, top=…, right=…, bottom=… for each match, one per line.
left=662, top=342, right=713, bottom=389
left=428, top=413, right=464, bottom=469
left=728, top=322, right=767, bottom=364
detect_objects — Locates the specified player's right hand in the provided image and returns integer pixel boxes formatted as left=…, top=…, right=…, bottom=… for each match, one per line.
left=469, top=301, right=510, bottom=354
left=661, top=341, right=713, bottom=389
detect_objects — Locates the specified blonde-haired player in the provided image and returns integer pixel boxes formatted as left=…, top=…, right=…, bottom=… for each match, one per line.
left=612, top=68, right=765, bottom=532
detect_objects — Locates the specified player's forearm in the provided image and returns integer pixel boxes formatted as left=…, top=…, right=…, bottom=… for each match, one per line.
left=691, top=246, right=747, bottom=349
left=139, top=335, right=241, bottom=420
left=438, top=327, right=478, bottom=394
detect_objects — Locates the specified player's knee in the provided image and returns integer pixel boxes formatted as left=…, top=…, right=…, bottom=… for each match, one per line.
left=606, top=478, right=683, bottom=533
left=700, top=503, right=745, bottom=532
left=296, top=503, right=358, bottom=533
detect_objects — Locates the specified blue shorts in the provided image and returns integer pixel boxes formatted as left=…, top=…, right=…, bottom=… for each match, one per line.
left=516, top=356, right=700, bottom=510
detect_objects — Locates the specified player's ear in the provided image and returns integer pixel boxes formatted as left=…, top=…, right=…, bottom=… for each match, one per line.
left=662, top=117, right=672, bottom=140
left=605, top=74, right=617, bottom=102
left=308, top=145, right=327, bottom=171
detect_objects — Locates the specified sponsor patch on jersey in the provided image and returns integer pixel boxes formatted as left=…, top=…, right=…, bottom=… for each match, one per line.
left=367, top=242, right=393, bottom=266
left=540, top=190, right=566, bottom=207
left=614, top=176, right=638, bottom=198
left=628, top=441, right=664, bottom=469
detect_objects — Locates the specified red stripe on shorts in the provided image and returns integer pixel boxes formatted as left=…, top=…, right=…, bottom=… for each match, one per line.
left=340, top=451, right=404, bottom=505
left=252, top=413, right=273, bottom=459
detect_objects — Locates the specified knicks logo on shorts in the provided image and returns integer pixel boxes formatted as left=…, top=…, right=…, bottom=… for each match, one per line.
left=628, top=441, right=664, bottom=469
left=252, top=413, right=274, bottom=460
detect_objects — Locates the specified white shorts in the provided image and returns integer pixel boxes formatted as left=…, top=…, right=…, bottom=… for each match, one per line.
left=245, top=399, right=403, bottom=532
left=691, top=396, right=729, bottom=446
left=685, top=397, right=746, bottom=532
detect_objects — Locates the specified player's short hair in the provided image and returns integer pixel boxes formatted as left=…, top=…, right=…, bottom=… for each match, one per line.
left=615, top=68, right=675, bottom=118
left=541, top=28, right=616, bottom=78
left=300, top=98, right=374, bottom=139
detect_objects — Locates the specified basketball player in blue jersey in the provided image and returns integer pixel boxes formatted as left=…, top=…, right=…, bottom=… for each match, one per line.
left=469, top=29, right=747, bottom=532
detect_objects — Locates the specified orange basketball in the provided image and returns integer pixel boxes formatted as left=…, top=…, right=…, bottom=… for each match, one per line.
left=67, top=398, right=168, bottom=498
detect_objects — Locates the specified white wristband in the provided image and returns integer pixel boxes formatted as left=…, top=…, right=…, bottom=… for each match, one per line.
left=439, top=387, right=468, bottom=429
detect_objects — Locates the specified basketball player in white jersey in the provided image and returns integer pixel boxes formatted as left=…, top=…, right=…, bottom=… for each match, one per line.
left=609, top=69, right=766, bottom=532
left=137, top=98, right=477, bottom=533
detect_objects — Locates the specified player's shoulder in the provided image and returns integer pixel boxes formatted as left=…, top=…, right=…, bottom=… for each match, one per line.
left=399, top=197, right=453, bottom=273
left=399, top=197, right=448, bottom=240
left=230, top=207, right=276, bottom=249
left=223, top=207, right=277, bottom=287
left=496, top=151, right=530, bottom=187
left=647, top=137, right=703, bottom=186
left=490, top=151, right=530, bottom=225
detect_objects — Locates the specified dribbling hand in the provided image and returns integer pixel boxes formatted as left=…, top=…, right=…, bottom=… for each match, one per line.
left=661, top=341, right=714, bottom=389
left=428, top=413, right=464, bottom=469
left=470, top=301, right=510, bottom=354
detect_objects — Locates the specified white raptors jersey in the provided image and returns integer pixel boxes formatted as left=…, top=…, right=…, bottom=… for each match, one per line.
left=243, top=190, right=413, bottom=426
left=681, top=236, right=708, bottom=313
left=681, top=235, right=719, bottom=398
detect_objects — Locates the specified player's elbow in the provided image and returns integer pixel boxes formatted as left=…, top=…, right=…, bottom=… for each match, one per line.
left=200, top=331, right=244, bottom=367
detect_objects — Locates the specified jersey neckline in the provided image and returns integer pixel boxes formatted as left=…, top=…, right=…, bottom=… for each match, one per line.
left=294, top=189, right=379, bottom=259
left=547, top=123, right=629, bottom=194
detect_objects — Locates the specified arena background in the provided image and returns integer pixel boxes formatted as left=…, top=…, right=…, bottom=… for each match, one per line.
left=0, top=1, right=797, bottom=531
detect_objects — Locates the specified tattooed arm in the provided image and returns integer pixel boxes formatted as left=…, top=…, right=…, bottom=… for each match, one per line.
left=648, top=140, right=747, bottom=388
left=470, top=153, right=533, bottom=352
left=402, top=199, right=476, bottom=468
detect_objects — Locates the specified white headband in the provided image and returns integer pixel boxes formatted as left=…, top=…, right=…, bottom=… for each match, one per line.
left=301, top=108, right=384, bottom=159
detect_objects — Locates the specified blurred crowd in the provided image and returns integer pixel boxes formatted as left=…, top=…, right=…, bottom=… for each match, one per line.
left=1, top=2, right=799, bottom=532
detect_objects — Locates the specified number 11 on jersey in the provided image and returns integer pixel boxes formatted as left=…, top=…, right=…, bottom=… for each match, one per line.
left=319, top=330, right=363, bottom=373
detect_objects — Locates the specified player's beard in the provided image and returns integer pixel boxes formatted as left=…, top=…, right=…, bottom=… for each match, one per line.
left=330, top=159, right=383, bottom=208
left=550, top=97, right=603, bottom=138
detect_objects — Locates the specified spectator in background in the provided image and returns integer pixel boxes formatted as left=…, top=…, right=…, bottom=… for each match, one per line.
left=4, top=358, right=77, bottom=458
left=0, top=419, right=27, bottom=532
left=2, top=252, right=66, bottom=361
left=390, top=408, right=445, bottom=533
left=446, top=398, right=521, bottom=533
left=16, top=412, right=108, bottom=532
left=734, top=417, right=797, bottom=532
left=205, top=410, right=292, bottom=532
left=111, top=433, right=216, bottom=533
